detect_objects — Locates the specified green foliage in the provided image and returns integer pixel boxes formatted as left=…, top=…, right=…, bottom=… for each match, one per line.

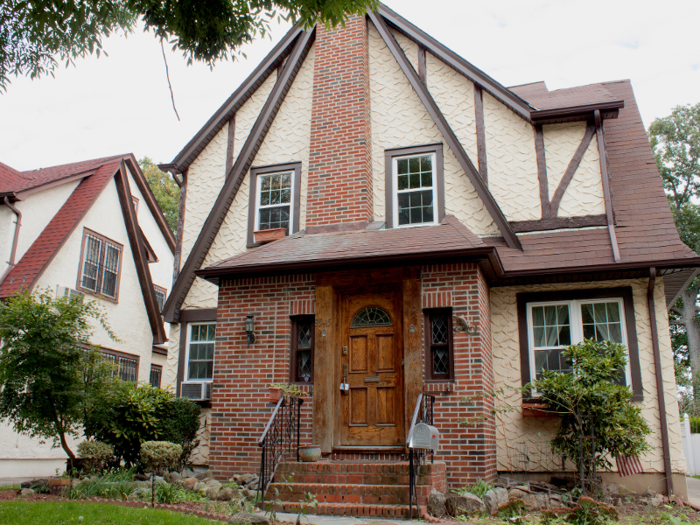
left=154, top=480, right=188, bottom=504
left=270, top=382, right=307, bottom=398
left=139, top=157, right=179, bottom=232
left=458, top=479, right=492, bottom=500
left=0, top=289, right=119, bottom=461
left=140, top=441, right=183, bottom=474
left=71, top=469, right=138, bottom=500
left=77, top=440, right=114, bottom=474
left=84, top=382, right=200, bottom=467
left=529, top=339, right=651, bottom=488
left=562, top=497, right=619, bottom=525
left=662, top=511, right=696, bottom=525
left=0, top=0, right=378, bottom=91
left=690, top=416, right=700, bottom=434
left=494, top=497, right=529, bottom=523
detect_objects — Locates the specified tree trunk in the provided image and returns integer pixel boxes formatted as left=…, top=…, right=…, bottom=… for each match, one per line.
left=58, top=426, right=76, bottom=462
left=681, top=285, right=700, bottom=375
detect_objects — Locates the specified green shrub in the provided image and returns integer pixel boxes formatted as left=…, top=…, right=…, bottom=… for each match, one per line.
left=77, top=440, right=114, bottom=473
left=155, top=397, right=201, bottom=468
left=140, top=441, right=183, bottom=474
left=690, top=417, right=700, bottom=434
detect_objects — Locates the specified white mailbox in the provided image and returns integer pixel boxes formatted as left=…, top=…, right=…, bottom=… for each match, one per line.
left=409, top=423, right=440, bottom=450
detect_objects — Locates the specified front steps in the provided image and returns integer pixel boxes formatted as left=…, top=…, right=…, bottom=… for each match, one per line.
left=266, top=461, right=446, bottom=518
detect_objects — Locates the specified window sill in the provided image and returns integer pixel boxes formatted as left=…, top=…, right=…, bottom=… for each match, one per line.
left=522, top=402, right=560, bottom=418
left=76, top=287, right=119, bottom=304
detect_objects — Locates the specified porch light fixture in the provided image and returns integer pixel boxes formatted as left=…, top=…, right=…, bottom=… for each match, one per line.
left=245, top=314, right=256, bottom=347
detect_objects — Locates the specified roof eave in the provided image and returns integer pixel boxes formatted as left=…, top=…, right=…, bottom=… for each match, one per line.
left=530, top=100, right=625, bottom=122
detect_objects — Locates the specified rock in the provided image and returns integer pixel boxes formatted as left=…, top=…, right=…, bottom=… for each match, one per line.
left=241, top=488, right=252, bottom=499
left=21, top=489, right=35, bottom=496
left=521, top=493, right=539, bottom=510
left=133, top=473, right=150, bottom=481
left=218, top=487, right=237, bottom=501
left=204, top=486, right=220, bottom=500
left=427, top=489, right=446, bottom=517
left=649, top=497, right=662, bottom=507
left=181, top=468, right=197, bottom=478
left=21, top=479, right=48, bottom=490
left=169, top=471, right=183, bottom=483
left=233, top=475, right=242, bottom=484
left=205, top=478, right=222, bottom=488
left=604, top=483, right=619, bottom=496
left=239, top=474, right=251, bottom=484
left=494, top=488, right=509, bottom=507
left=446, top=493, right=486, bottom=516
left=196, top=470, right=215, bottom=481
left=228, top=512, right=270, bottom=525
left=642, top=489, right=658, bottom=498
left=508, top=488, right=529, bottom=500
left=194, top=482, right=207, bottom=492
left=183, top=477, right=198, bottom=491
left=484, top=489, right=499, bottom=514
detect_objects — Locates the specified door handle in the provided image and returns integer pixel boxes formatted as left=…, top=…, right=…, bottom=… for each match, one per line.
left=341, top=364, right=349, bottom=395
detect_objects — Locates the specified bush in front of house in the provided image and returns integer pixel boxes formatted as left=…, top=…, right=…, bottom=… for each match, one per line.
left=77, top=440, right=114, bottom=473
left=140, top=441, right=183, bottom=475
left=84, top=382, right=200, bottom=468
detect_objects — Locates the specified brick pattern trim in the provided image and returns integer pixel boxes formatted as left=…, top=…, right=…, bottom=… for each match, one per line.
left=306, top=15, right=373, bottom=226
left=422, top=291, right=452, bottom=308
left=290, top=298, right=315, bottom=315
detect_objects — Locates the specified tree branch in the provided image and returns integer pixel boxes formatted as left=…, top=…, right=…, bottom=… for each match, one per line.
left=161, top=39, right=180, bottom=122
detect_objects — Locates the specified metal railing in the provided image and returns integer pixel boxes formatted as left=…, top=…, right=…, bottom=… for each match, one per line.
left=257, top=396, right=304, bottom=504
left=407, top=393, right=435, bottom=519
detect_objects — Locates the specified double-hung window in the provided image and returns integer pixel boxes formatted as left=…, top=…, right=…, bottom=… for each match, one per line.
left=519, top=288, right=643, bottom=400
left=78, top=229, right=123, bottom=300
left=247, top=163, right=302, bottom=247
left=385, top=144, right=444, bottom=229
left=102, top=349, right=139, bottom=382
left=186, top=323, right=216, bottom=382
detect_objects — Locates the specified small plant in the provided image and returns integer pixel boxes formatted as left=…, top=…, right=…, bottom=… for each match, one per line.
left=264, top=486, right=282, bottom=522
left=495, top=497, right=530, bottom=524
left=270, top=383, right=306, bottom=399
left=141, top=441, right=183, bottom=506
left=295, top=492, right=319, bottom=525
left=662, top=512, right=694, bottom=525
left=155, top=481, right=185, bottom=504
left=77, top=440, right=114, bottom=474
left=563, top=497, right=618, bottom=525
left=458, top=479, right=493, bottom=500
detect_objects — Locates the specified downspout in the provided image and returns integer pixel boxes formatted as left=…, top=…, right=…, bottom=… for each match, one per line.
left=647, top=267, right=674, bottom=496
left=0, top=196, right=22, bottom=285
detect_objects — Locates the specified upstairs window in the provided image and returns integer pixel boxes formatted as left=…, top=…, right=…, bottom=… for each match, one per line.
left=150, top=364, right=163, bottom=388
left=154, top=285, right=167, bottom=313
left=102, top=349, right=139, bottom=382
left=78, top=229, right=123, bottom=301
left=385, top=144, right=444, bottom=229
left=247, top=163, right=302, bottom=247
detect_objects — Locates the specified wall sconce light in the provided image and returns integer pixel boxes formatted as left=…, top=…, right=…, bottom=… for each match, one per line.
left=453, top=315, right=479, bottom=336
left=245, top=314, right=256, bottom=347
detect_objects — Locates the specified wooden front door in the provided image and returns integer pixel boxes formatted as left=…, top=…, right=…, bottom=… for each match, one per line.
left=339, top=293, right=404, bottom=447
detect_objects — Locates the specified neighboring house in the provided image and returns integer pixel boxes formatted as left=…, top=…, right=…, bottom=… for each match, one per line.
left=0, top=154, right=175, bottom=477
left=160, top=4, right=700, bottom=509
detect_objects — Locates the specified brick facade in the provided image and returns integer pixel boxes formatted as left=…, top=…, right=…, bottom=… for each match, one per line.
left=421, top=263, right=496, bottom=486
left=306, top=15, right=373, bottom=226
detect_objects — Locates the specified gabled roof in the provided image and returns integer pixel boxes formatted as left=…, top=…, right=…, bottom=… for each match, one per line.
left=0, top=154, right=173, bottom=344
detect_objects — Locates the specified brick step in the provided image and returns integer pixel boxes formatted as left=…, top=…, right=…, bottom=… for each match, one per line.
left=276, top=461, right=444, bottom=486
left=273, top=501, right=427, bottom=519
left=266, top=482, right=431, bottom=505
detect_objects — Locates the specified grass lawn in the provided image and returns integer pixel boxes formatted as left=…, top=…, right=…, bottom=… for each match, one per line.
left=0, top=501, right=224, bottom=524
left=0, top=485, right=19, bottom=492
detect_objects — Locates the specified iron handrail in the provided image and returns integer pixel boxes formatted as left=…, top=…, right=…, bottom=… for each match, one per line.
left=256, top=396, right=304, bottom=505
left=407, top=393, right=435, bottom=519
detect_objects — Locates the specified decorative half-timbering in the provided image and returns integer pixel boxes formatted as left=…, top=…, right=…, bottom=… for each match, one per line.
left=160, top=3, right=700, bottom=512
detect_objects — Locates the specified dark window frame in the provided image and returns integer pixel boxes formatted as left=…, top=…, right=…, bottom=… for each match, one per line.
left=150, top=364, right=163, bottom=388
left=154, top=285, right=167, bottom=313
left=423, top=308, right=454, bottom=381
left=76, top=228, right=124, bottom=303
left=290, top=315, right=315, bottom=384
left=247, top=162, right=302, bottom=248
left=176, top=309, right=218, bottom=399
left=185, top=322, right=216, bottom=382
left=101, top=348, right=139, bottom=382
left=517, top=287, right=643, bottom=402
left=385, top=143, right=445, bottom=229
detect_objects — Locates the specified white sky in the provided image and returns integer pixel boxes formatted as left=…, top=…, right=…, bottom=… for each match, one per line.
left=1, top=0, right=698, bottom=171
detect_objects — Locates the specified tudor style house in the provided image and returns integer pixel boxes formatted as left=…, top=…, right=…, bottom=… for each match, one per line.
left=0, top=154, right=174, bottom=477
left=160, top=4, right=700, bottom=511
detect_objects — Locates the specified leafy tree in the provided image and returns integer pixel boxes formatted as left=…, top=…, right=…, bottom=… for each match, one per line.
left=529, top=340, right=651, bottom=490
left=0, top=289, right=119, bottom=461
left=140, top=157, right=179, bottom=232
left=0, top=0, right=378, bottom=91
left=648, top=103, right=700, bottom=377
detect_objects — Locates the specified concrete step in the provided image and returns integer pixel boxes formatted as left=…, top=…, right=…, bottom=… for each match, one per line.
left=271, top=501, right=427, bottom=519
left=266, top=482, right=431, bottom=505
left=275, top=461, right=445, bottom=486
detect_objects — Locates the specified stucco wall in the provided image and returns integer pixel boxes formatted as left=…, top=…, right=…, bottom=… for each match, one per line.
left=482, top=92, right=540, bottom=222
left=368, top=22, right=497, bottom=235
left=558, top=136, right=606, bottom=217
left=491, top=278, right=685, bottom=475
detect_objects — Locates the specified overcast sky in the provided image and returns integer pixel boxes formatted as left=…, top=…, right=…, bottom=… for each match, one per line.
left=1, top=0, right=698, bottom=171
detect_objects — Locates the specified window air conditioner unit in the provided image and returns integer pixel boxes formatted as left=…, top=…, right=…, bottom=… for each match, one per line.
left=180, top=382, right=212, bottom=401
left=57, top=286, right=84, bottom=299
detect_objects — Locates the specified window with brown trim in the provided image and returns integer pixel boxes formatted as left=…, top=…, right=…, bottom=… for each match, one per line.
left=424, top=309, right=453, bottom=381
left=102, top=349, right=139, bottom=382
left=247, top=162, right=302, bottom=247
left=154, top=285, right=167, bottom=313
left=77, top=229, right=123, bottom=301
left=385, top=144, right=445, bottom=229
left=150, top=364, right=163, bottom=388
left=517, top=287, right=643, bottom=401
left=290, top=316, right=314, bottom=383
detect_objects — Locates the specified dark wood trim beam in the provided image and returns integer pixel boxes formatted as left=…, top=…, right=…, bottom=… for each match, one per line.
left=510, top=215, right=607, bottom=233
left=225, top=115, right=236, bottom=178
left=163, top=28, right=316, bottom=323
left=378, top=5, right=532, bottom=122
left=369, top=12, right=521, bottom=250
left=647, top=268, right=674, bottom=496
left=474, top=85, right=488, bottom=183
left=172, top=169, right=187, bottom=287
left=595, top=110, right=621, bottom=262
left=417, top=43, right=426, bottom=83
left=534, top=125, right=549, bottom=217
left=531, top=100, right=624, bottom=121
left=179, top=308, right=218, bottom=323
left=549, top=125, right=596, bottom=216
left=115, top=161, right=167, bottom=344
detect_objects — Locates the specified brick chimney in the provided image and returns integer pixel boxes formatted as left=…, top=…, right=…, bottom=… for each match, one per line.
left=306, top=15, right=373, bottom=227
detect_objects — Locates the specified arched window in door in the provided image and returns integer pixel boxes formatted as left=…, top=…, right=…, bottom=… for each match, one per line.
left=351, top=307, right=392, bottom=328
